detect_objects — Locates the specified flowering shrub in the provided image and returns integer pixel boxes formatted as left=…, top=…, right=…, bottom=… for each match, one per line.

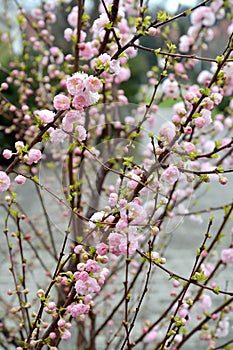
left=0, top=0, right=233, bottom=349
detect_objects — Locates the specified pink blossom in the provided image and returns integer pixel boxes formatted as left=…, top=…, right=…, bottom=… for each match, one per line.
left=191, top=7, right=215, bottom=27
left=27, top=149, right=42, bottom=165
left=85, top=259, right=100, bottom=273
left=100, top=267, right=109, bottom=278
left=179, top=35, right=194, bottom=53
left=109, top=192, right=118, bottom=206
left=195, top=109, right=212, bottom=129
left=75, top=276, right=101, bottom=295
left=116, top=219, right=128, bottom=231
left=211, top=92, right=223, bottom=105
left=96, top=242, right=108, bottom=256
left=64, top=28, right=73, bottom=41
left=62, top=116, right=74, bottom=132
left=61, top=329, right=71, bottom=341
left=62, top=110, right=82, bottom=132
left=67, top=6, right=78, bottom=27
left=77, top=263, right=85, bottom=271
left=162, top=166, right=179, bottom=185
left=1, top=82, right=8, bottom=90
left=72, top=95, right=88, bottom=110
left=47, top=302, right=56, bottom=311
left=92, top=54, right=120, bottom=75
left=119, top=232, right=140, bottom=255
left=172, top=114, right=181, bottom=124
left=74, top=245, right=84, bottom=254
left=184, top=142, right=195, bottom=153
left=0, top=171, right=11, bottom=192
left=162, top=77, right=179, bottom=97
left=148, top=27, right=160, bottom=36
left=15, top=175, right=26, bottom=185
left=80, top=42, right=98, bottom=60
left=195, top=117, right=206, bottom=129
left=205, top=28, right=215, bottom=41
left=50, top=46, right=59, bottom=56
left=175, top=62, right=185, bottom=74
left=89, top=211, right=105, bottom=229
left=66, top=72, right=87, bottom=96
left=201, top=262, right=215, bottom=277
left=92, top=13, right=109, bottom=34
left=200, top=108, right=212, bottom=125
left=68, top=303, right=90, bottom=317
left=50, top=47, right=64, bottom=64
left=57, top=318, right=66, bottom=328
left=159, top=123, right=175, bottom=143
left=86, top=91, right=100, bottom=105
left=84, top=295, right=93, bottom=303
left=75, top=125, right=87, bottom=142
left=178, top=304, right=189, bottom=319
left=50, top=129, right=67, bottom=144
left=115, top=67, right=131, bottom=84
left=145, top=327, right=158, bottom=343
left=49, top=332, right=56, bottom=340
left=219, top=176, right=228, bottom=185
left=127, top=173, right=141, bottom=190
left=3, top=149, right=12, bottom=159
left=108, top=232, right=122, bottom=256
left=36, top=109, right=55, bottom=123
left=53, top=94, right=70, bottom=110
left=109, top=228, right=141, bottom=256
left=202, top=97, right=214, bottom=110
left=120, top=202, right=147, bottom=225
left=221, top=248, right=233, bottom=264
left=65, top=110, right=82, bottom=123
left=199, top=294, right=212, bottom=312
left=215, top=319, right=229, bottom=338
left=85, top=75, right=102, bottom=93
left=184, top=126, right=192, bottom=134
left=1, top=32, right=9, bottom=42
left=210, top=0, right=224, bottom=12
left=79, top=271, right=89, bottom=281
left=203, top=140, right=215, bottom=153
left=197, top=70, right=212, bottom=85
left=15, top=141, right=25, bottom=151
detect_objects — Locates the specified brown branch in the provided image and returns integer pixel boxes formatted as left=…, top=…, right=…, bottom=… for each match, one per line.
left=5, top=110, right=65, bottom=175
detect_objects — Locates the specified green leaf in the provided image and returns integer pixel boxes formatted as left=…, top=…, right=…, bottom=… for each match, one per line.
left=32, top=175, right=39, bottom=183
left=216, top=166, right=224, bottom=173
left=157, top=10, right=168, bottom=21
left=10, top=209, right=18, bottom=219
left=154, top=48, right=161, bottom=55
left=192, top=271, right=208, bottom=282
left=123, top=156, right=134, bottom=166
left=89, top=246, right=96, bottom=255
left=105, top=22, right=113, bottom=30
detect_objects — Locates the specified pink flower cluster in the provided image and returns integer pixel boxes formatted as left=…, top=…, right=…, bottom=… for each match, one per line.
left=161, top=166, right=180, bottom=185
left=57, top=318, right=72, bottom=341
left=73, top=252, right=109, bottom=297
left=66, top=72, right=102, bottom=109
left=68, top=302, right=90, bottom=318
left=108, top=228, right=141, bottom=256
left=178, top=3, right=225, bottom=53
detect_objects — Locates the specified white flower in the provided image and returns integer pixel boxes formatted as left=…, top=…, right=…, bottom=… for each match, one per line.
left=89, top=211, right=105, bottom=229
